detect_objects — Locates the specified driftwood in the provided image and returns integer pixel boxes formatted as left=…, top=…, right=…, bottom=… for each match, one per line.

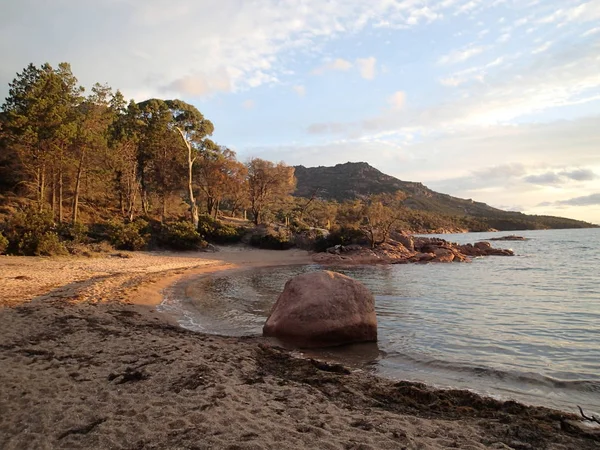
left=578, top=406, right=600, bottom=424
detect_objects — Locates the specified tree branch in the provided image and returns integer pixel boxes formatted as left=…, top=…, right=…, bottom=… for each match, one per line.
left=578, top=406, right=600, bottom=424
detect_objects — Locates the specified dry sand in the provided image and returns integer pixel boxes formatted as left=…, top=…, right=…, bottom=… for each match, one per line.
left=0, top=248, right=598, bottom=449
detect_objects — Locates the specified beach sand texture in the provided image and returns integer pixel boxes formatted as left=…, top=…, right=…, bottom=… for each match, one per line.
left=0, top=250, right=598, bottom=449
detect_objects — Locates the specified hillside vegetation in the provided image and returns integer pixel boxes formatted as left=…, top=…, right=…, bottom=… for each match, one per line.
left=294, top=162, right=596, bottom=231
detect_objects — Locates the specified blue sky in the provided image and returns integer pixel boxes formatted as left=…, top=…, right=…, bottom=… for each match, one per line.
left=1, top=0, right=599, bottom=223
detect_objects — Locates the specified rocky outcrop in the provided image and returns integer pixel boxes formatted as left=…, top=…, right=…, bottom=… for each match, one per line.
left=457, top=241, right=514, bottom=257
left=489, top=235, right=529, bottom=241
left=263, top=271, right=377, bottom=348
left=313, top=236, right=513, bottom=265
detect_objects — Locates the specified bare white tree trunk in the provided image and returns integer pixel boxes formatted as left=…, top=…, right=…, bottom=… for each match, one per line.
left=176, top=127, right=199, bottom=229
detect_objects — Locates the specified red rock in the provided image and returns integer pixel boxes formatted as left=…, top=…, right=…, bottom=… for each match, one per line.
left=433, top=248, right=455, bottom=262
left=263, top=271, right=377, bottom=347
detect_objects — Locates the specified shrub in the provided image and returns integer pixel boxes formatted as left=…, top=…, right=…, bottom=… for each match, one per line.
left=249, top=226, right=294, bottom=250
left=293, top=228, right=326, bottom=251
left=1, top=207, right=67, bottom=256
left=35, top=232, right=68, bottom=256
left=314, top=226, right=365, bottom=252
left=197, top=215, right=243, bottom=244
left=157, top=221, right=206, bottom=250
left=0, top=232, right=8, bottom=254
left=58, top=222, right=89, bottom=243
left=105, top=219, right=150, bottom=251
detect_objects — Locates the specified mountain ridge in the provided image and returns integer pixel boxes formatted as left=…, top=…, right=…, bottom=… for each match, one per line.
left=293, top=162, right=597, bottom=231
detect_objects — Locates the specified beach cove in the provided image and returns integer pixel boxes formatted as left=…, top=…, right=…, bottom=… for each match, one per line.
left=0, top=248, right=598, bottom=449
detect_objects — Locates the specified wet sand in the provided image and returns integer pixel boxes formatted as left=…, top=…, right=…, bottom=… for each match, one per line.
left=0, top=249, right=598, bottom=449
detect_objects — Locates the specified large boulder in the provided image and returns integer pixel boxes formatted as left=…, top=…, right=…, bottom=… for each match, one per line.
left=263, top=271, right=377, bottom=347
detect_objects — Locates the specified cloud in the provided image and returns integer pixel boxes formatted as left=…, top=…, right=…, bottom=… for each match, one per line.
left=539, top=1, right=600, bottom=25
left=561, top=169, right=597, bottom=181
left=292, top=85, right=306, bottom=97
left=582, top=27, right=600, bottom=37
left=311, top=58, right=353, bottom=75
left=309, top=37, right=600, bottom=136
left=4, top=0, right=487, bottom=101
left=523, top=172, right=562, bottom=185
left=439, top=57, right=504, bottom=86
left=540, top=193, right=600, bottom=207
left=242, top=99, right=255, bottom=109
left=532, top=41, right=552, bottom=54
left=312, top=56, right=377, bottom=79
left=438, top=45, right=485, bottom=65
left=388, top=91, right=407, bottom=109
left=356, top=57, right=377, bottom=80
left=524, top=168, right=597, bottom=185
left=164, top=72, right=232, bottom=97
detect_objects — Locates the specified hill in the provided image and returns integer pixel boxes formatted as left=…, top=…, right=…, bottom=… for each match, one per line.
left=293, top=162, right=597, bottom=231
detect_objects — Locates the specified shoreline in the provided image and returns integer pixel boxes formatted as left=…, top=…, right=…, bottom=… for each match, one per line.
left=1, top=250, right=598, bottom=449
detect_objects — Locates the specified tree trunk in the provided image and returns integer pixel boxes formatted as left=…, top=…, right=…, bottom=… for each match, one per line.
left=37, top=164, right=47, bottom=213
left=51, top=168, right=56, bottom=217
left=252, top=206, right=260, bottom=225
left=176, top=127, right=199, bottom=229
left=214, top=200, right=220, bottom=219
left=71, top=150, right=85, bottom=224
left=161, top=194, right=167, bottom=224
left=58, top=153, right=64, bottom=223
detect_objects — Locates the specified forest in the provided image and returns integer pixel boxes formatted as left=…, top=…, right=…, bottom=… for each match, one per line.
left=0, top=62, right=595, bottom=257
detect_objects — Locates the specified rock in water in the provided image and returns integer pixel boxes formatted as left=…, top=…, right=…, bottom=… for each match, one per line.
left=263, top=271, right=377, bottom=347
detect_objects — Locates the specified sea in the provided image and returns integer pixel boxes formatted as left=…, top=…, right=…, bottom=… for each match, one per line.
left=159, top=228, right=600, bottom=416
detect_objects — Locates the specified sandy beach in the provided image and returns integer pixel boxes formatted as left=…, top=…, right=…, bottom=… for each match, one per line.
left=0, top=249, right=598, bottom=449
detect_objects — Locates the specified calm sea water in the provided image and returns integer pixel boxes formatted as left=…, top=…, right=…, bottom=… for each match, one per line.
left=160, top=228, right=600, bottom=415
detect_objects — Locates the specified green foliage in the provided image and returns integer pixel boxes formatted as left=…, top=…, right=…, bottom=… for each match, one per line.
left=58, top=222, right=89, bottom=243
left=157, top=221, right=206, bottom=250
left=0, top=232, right=8, bottom=254
left=314, top=227, right=365, bottom=252
left=197, top=215, right=243, bottom=244
left=1, top=207, right=67, bottom=256
left=249, top=226, right=294, bottom=250
left=105, top=218, right=150, bottom=251
left=35, top=232, right=69, bottom=256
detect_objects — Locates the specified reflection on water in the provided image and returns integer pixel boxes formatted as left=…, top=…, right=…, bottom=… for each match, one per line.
left=160, top=228, right=600, bottom=415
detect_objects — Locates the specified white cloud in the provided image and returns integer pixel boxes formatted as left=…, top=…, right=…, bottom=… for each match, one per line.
left=2, top=0, right=485, bottom=100
left=439, top=45, right=485, bottom=65
left=242, top=99, right=255, bottom=109
left=497, top=33, right=511, bottom=43
left=439, top=56, right=504, bottom=86
left=292, top=85, right=306, bottom=97
left=388, top=91, right=407, bottom=109
left=356, top=57, right=377, bottom=80
left=539, top=1, right=600, bottom=24
left=314, top=38, right=600, bottom=133
left=311, top=58, right=353, bottom=75
left=582, top=26, right=600, bottom=37
left=532, top=41, right=552, bottom=54
left=163, top=71, right=232, bottom=97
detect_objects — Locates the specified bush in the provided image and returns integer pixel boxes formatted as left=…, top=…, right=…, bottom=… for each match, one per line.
left=292, top=228, right=326, bottom=251
left=197, top=215, right=243, bottom=244
left=35, top=232, right=68, bottom=256
left=0, top=232, right=8, bottom=254
left=58, top=222, right=89, bottom=243
left=249, top=226, right=294, bottom=250
left=1, top=207, right=68, bottom=256
left=156, top=221, right=206, bottom=250
left=314, top=226, right=365, bottom=252
left=105, top=219, right=150, bottom=251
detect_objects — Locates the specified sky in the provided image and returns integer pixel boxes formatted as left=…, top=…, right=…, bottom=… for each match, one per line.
left=1, top=0, right=599, bottom=224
